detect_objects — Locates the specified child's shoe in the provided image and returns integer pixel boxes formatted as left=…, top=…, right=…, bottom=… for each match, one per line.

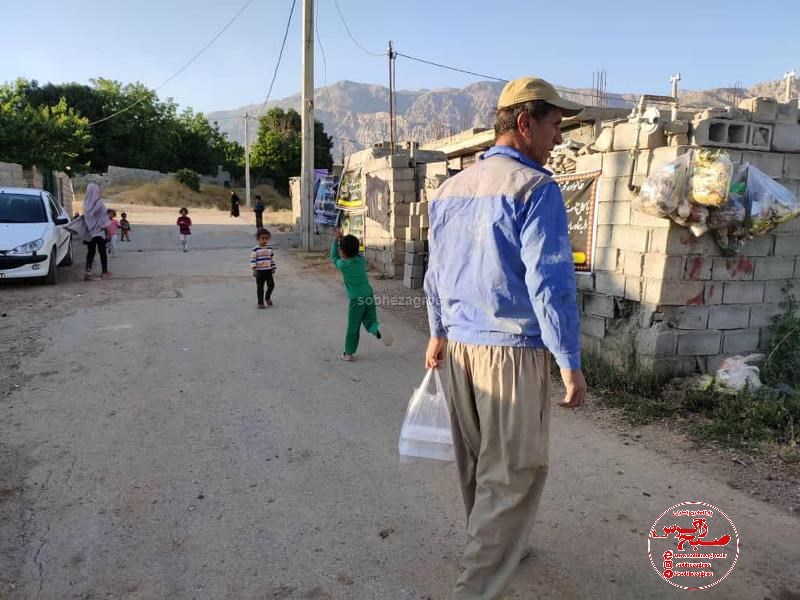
left=340, top=353, right=355, bottom=362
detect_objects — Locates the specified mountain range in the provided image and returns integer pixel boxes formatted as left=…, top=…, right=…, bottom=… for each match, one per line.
left=207, top=79, right=790, bottom=158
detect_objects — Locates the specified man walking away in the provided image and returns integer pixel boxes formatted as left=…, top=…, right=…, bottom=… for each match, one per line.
left=424, top=76, right=589, bottom=599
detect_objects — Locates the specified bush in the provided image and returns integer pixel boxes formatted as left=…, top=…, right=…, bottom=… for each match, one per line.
left=762, top=286, right=800, bottom=389
left=174, top=168, right=200, bottom=192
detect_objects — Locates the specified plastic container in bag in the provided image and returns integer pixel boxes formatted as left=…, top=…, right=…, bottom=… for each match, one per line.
left=745, top=165, right=800, bottom=236
left=689, top=150, right=733, bottom=207
left=634, top=152, right=692, bottom=217
left=399, top=369, right=454, bottom=462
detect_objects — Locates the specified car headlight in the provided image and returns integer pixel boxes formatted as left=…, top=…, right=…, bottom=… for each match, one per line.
left=9, top=239, right=45, bottom=255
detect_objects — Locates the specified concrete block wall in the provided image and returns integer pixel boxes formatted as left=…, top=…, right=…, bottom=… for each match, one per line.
left=0, top=161, right=25, bottom=187
left=575, top=140, right=800, bottom=375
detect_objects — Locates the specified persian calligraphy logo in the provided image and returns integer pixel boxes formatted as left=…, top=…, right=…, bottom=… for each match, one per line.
left=648, top=501, right=740, bottom=590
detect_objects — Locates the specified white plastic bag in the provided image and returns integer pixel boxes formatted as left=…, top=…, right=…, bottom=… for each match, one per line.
left=399, top=369, right=454, bottom=462
left=715, top=354, right=764, bottom=392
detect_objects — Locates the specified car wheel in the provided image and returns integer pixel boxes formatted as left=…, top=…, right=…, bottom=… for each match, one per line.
left=59, top=236, right=73, bottom=266
left=44, top=247, right=58, bottom=285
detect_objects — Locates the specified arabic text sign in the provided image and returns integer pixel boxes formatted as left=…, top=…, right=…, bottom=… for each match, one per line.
left=553, top=170, right=601, bottom=271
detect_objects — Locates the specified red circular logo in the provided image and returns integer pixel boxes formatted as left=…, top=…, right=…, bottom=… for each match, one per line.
left=648, top=501, right=740, bottom=590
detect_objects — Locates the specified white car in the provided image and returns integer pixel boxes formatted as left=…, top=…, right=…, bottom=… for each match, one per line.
left=0, top=187, right=73, bottom=284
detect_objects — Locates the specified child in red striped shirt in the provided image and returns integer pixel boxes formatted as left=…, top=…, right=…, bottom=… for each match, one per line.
left=251, top=228, right=276, bottom=308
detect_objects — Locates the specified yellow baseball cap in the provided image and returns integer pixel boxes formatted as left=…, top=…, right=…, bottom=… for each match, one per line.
left=498, top=77, right=583, bottom=116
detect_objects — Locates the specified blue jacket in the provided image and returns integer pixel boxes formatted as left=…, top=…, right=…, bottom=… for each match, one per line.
left=424, top=145, right=581, bottom=369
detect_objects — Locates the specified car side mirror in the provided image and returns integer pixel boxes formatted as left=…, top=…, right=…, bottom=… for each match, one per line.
left=55, top=217, right=69, bottom=226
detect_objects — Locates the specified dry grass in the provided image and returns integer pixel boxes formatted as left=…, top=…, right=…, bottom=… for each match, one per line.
left=91, top=179, right=291, bottom=213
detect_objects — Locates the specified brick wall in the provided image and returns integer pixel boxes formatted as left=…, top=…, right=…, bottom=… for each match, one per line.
left=575, top=141, right=800, bottom=375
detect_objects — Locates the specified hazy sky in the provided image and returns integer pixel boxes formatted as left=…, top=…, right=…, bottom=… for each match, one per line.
left=4, top=0, right=798, bottom=114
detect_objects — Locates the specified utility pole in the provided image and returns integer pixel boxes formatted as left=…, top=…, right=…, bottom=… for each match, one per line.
left=784, top=70, right=796, bottom=103
left=388, top=40, right=395, bottom=154
left=244, top=113, right=251, bottom=208
left=670, top=73, right=681, bottom=120
left=300, top=0, right=315, bottom=250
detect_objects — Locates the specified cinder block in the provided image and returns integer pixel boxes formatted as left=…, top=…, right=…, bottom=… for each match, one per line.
left=580, top=315, right=607, bottom=339
left=594, top=272, right=626, bottom=297
left=739, top=97, right=778, bottom=123
left=406, top=240, right=427, bottom=253
left=692, top=118, right=752, bottom=149
left=684, top=255, right=713, bottom=281
left=583, top=293, right=616, bottom=318
left=677, top=330, right=722, bottom=356
left=597, top=201, right=631, bottom=226
left=777, top=101, right=799, bottom=125
left=772, top=230, right=800, bottom=255
left=760, top=328, right=774, bottom=350
left=596, top=178, right=617, bottom=202
left=629, top=209, right=671, bottom=228
left=741, top=235, right=775, bottom=257
left=764, top=280, right=796, bottom=303
left=576, top=273, right=595, bottom=292
left=635, top=324, right=677, bottom=357
left=662, top=306, right=710, bottom=330
left=783, top=155, right=800, bottom=179
left=723, top=329, right=761, bottom=354
left=643, top=279, right=705, bottom=306
left=390, top=215, right=409, bottom=228
left=649, top=228, right=721, bottom=257
left=722, top=281, right=765, bottom=304
left=754, top=257, right=796, bottom=280
left=595, top=225, right=614, bottom=248
left=742, top=151, right=785, bottom=179
left=593, top=247, right=619, bottom=272
left=602, top=152, right=634, bottom=177
left=390, top=180, right=416, bottom=193
left=625, top=277, right=643, bottom=301
left=639, top=355, right=699, bottom=376
left=612, top=122, right=665, bottom=151
left=704, top=282, right=723, bottom=306
left=771, top=125, right=800, bottom=152
left=708, top=305, right=751, bottom=330
left=403, top=227, right=421, bottom=241
left=623, top=252, right=643, bottom=277
left=576, top=153, right=603, bottom=173
left=392, top=203, right=411, bottom=216
left=404, top=253, right=426, bottom=267
left=749, top=124, right=774, bottom=150
left=407, top=264, right=425, bottom=278
left=712, top=257, right=756, bottom=281
left=610, top=227, right=649, bottom=252
left=749, top=303, right=783, bottom=327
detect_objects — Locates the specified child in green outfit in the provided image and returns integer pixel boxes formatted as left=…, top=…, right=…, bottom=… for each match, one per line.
left=331, top=228, right=393, bottom=361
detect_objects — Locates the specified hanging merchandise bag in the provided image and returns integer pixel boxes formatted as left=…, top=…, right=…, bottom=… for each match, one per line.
left=399, top=369, right=454, bottom=462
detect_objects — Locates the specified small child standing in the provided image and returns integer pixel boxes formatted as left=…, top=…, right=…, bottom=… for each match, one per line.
left=120, top=212, right=131, bottom=242
left=250, top=228, right=276, bottom=308
left=177, top=207, right=192, bottom=252
left=106, top=209, right=120, bottom=257
left=330, top=228, right=392, bottom=361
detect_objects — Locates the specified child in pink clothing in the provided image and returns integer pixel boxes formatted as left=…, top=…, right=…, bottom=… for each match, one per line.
left=106, top=209, right=120, bottom=257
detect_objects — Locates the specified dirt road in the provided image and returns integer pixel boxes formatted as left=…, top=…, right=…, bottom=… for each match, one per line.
left=1, top=209, right=798, bottom=599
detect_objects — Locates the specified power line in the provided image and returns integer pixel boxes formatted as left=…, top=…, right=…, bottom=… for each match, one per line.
left=257, top=0, right=298, bottom=117
left=395, top=51, right=506, bottom=83
left=394, top=50, right=633, bottom=105
left=88, top=0, right=255, bottom=126
left=332, top=0, right=383, bottom=57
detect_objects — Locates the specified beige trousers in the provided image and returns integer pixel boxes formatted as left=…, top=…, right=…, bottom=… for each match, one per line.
left=446, top=341, right=551, bottom=600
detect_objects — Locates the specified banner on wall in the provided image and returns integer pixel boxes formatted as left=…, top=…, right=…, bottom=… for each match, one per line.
left=314, top=175, right=339, bottom=226
left=336, top=168, right=365, bottom=211
left=552, top=170, right=601, bottom=272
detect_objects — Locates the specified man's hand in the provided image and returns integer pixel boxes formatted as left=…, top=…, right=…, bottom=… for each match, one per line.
left=425, top=337, right=447, bottom=369
left=333, top=227, right=343, bottom=241
left=559, top=368, right=587, bottom=408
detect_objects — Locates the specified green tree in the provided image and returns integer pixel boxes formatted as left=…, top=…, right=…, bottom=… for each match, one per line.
left=250, top=107, right=334, bottom=193
left=0, top=79, right=91, bottom=169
